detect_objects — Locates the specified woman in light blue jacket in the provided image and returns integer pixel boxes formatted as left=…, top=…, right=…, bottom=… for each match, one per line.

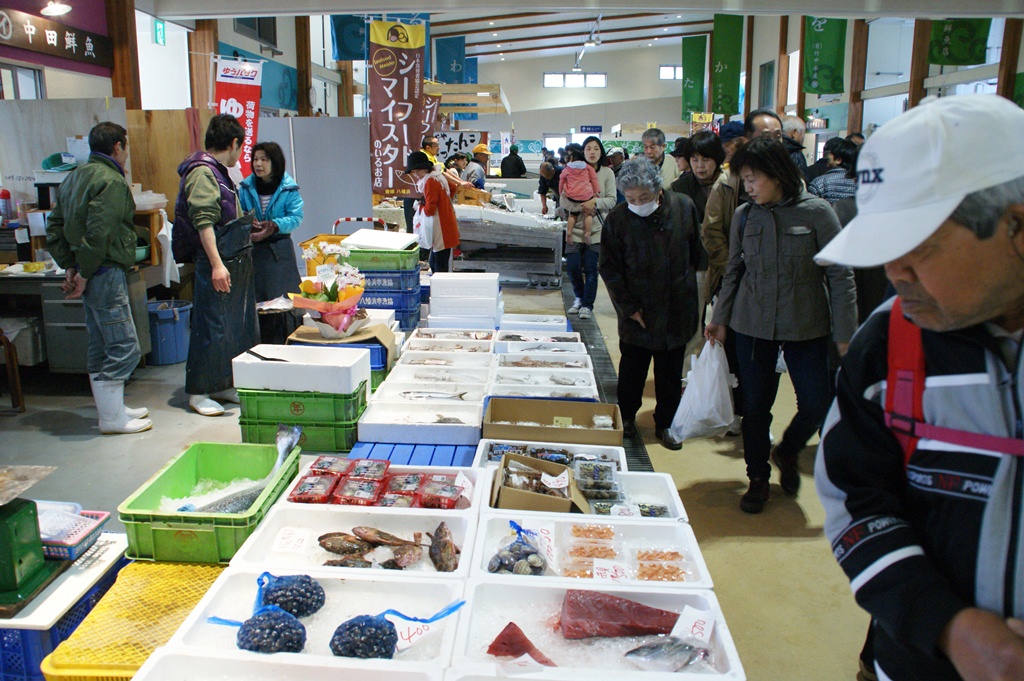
left=239, top=141, right=304, bottom=302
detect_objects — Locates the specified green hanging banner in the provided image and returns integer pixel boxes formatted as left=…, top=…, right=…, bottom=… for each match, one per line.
left=711, top=15, right=743, bottom=114
left=804, top=17, right=847, bottom=95
left=929, top=19, right=992, bottom=65
left=681, top=35, right=707, bottom=119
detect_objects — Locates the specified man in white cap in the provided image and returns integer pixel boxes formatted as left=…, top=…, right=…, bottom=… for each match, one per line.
left=815, top=94, right=1024, bottom=681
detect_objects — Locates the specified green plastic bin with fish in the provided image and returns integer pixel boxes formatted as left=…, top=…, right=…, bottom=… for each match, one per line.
left=117, top=438, right=300, bottom=564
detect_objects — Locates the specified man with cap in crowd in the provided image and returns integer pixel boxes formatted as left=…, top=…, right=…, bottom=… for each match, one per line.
left=607, top=147, right=626, bottom=176
left=641, top=127, right=679, bottom=188
left=668, top=137, right=692, bottom=178
left=718, top=121, right=745, bottom=164
left=815, top=94, right=1024, bottom=681
left=462, top=143, right=489, bottom=189
left=500, top=144, right=527, bottom=178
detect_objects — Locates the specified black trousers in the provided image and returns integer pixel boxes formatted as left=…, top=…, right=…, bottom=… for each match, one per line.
left=617, top=341, right=686, bottom=430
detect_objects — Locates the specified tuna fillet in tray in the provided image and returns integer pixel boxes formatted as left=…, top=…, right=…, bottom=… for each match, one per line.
left=558, top=590, right=680, bottom=639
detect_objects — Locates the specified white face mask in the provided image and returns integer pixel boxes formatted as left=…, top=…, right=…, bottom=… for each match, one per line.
left=628, top=199, right=659, bottom=217
left=414, top=176, right=427, bottom=192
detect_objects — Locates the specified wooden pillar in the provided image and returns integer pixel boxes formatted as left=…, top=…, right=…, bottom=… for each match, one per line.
left=997, top=18, right=1024, bottom=100
left=908, top=19, right=932, bottom=109
left=188, top=20, right=218, bottom=111
left=775, top=16, right=789, bottom=114
left=744, top=16, right=754, bottom=117
left=337, top=61, right=354, bottom=117
left=795, top=18, right=806, bottom=116
left=848, top=19, right=869, bottom=134
left=105, top=0, right=142, bottom=109
left=295, top=17, right=313, bottom=117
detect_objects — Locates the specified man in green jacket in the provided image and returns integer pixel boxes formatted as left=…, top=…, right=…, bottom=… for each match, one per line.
left=46, top=121, right=152, bottom=434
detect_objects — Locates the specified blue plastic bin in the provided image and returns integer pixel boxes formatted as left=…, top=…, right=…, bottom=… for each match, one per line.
left=146, top=301, right=191, bottom=365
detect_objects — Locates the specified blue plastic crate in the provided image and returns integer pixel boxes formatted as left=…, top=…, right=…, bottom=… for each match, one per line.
left=360, top=269, right=420, bottom=292
left=360, top=286, right=421, bottom=310
left=395, top=305, right=420, bottom=331
left=0, top=556, right=129, bottom=681
left=420, top=285, right=430, bottom=304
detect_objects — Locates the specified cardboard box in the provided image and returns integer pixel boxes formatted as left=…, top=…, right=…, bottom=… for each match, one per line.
left=489, top=454, right=590, bottom=513
left=483, top=397, right=623, bottom=446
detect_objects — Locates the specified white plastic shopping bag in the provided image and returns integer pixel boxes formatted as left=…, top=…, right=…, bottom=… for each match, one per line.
left=668, top=341, right=736, bottom=441
left=412, top=206, right=434, bottom=250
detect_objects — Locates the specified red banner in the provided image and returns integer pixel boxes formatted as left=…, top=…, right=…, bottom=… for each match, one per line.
left=368, top=20, right=425, bottom=198
left=215, top=59, right=263, bottom=178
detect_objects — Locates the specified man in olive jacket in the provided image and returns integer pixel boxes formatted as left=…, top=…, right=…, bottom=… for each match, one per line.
left=46, top=121, right=151, bottom=434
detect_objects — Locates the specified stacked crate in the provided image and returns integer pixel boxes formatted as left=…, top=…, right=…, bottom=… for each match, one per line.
left=425, top=273, right=503, bottom=329
left=359, top=266, right=422, bottom=332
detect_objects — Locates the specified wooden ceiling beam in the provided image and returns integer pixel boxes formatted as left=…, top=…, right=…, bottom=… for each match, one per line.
left=471, top=30, right=711, bottom=57
left=466, top=17, right=711, bottom=47
left=434, top=12, right=664, bottom=38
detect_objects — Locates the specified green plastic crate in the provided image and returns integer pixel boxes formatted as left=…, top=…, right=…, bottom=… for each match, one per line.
left=117, top=442, right=300, bottom=564
left=239, top=417, right=359, bottom=453
left=371, top=367, right=388, bottom=392
left=237, top=381, right=367, bottom=423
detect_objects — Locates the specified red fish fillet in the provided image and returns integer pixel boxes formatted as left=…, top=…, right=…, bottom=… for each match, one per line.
left=486, top=621, right=558, bottom=666
left=559, top=590, right=680, bottom=639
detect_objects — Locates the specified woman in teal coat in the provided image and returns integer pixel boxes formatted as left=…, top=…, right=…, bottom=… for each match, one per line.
left=238, top=141, right=304, bottom=302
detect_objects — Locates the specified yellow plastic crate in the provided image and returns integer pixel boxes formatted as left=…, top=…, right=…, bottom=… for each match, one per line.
left=40, top=562, right=223, bottom=681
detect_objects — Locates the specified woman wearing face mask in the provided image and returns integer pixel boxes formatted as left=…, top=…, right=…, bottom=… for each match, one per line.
left=704, top=137, right=856, bottom=514
left=599, top=158, right=703, bottom=450
left=565, top=136, right=617, bottom=320
left=406, top=151, right=459, bottom=273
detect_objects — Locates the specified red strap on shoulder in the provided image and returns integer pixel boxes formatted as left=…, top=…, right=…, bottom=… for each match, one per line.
left=885, top=298, right=926, bottom=469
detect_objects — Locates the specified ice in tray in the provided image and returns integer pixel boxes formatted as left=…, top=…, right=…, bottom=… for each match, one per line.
left=492, top=368, right=594, bottom=388
left=172, top=568, right=464, bottom=666
left=387, top=365, right=493, bottom=386
left=452, top=582, right=744, bottom=679
left=229, top=505, right=475, bottom=578
left=486, top=384, right=599, bottom=401
left=403, top=338, right=494, bottom=354
left=399, top=352, right=496, bottom=369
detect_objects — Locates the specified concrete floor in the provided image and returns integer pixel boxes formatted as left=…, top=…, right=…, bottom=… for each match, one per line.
left=0, top=281, right=868, bottom=680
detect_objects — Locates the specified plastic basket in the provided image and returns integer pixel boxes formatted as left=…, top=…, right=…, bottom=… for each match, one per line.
left=40, top=512, right=110, bottom=561
left=39, top=562, right=223, bottom=681
left=0, top=557, right=128, bottom=681
left=145, top=301, right=191, bottom=366
left=360, top=269, right=420, bottom=291
left=298, top=234, right=418, bottom=275
left=239, top=418, right=359, bottom=453
left=117, top=443, right=300, bottom=564
left=370, top=367, right=388, bottom=393
left=359, top=286, right=421, bottom=310
left=237, top=381, right=366, bottom=423
left=420, top=284, right=430, bottom=304
left=395, top=305, right=421, bottom=332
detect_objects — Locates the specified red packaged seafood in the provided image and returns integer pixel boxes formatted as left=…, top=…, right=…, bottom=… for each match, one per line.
left=558, top=590, right=679, bottom=639
left=287, top=473, right=339, bottom=504
left=487, top=621, right=557, bottom=666
left=309, top=456, right=352, bottom=477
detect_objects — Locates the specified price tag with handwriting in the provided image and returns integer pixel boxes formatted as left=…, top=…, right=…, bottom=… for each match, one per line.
left=454, top=471, right=474, bottom=502
left=610, top=503, right=643, bottom=517
left=532, top=521, right=557, bottom=572
left=394, top=621, right=433, bottom=651
left=541, top=470, right=569, bottom=489
left=592, top=558, right=630, bottom=583
left=270, top=527, right=313, bottom=554
left=671, top=605, right=716, bottom=644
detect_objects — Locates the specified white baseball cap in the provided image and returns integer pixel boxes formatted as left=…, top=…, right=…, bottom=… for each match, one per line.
left=816, top=94, right=1024, bottom=267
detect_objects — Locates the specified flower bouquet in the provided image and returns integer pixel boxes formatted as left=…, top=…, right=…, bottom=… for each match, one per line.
left=289, top=260, right=368, bottom=337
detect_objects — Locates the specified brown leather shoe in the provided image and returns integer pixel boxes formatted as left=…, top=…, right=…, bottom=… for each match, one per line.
left=740, top=478, right=770, bottom=513
left=771, top=446, right=800, bottom=496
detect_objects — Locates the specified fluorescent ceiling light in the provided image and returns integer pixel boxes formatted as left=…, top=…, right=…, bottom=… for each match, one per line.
left=40, top=0, right=71, bottom=15
left=584, top=40, right=596, bottom=47
left=571, top=67, right=582, bottom=72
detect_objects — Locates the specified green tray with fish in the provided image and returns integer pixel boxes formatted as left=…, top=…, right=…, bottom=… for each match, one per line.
left=237, top=381, right=367, bottom=423
left=239, top=417, right=359, bottom=453
left=118, top=437, right=301, bottom=564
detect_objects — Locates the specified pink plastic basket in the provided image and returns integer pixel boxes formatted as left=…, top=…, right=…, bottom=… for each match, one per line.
left=41, top=510, right=110, bottom=560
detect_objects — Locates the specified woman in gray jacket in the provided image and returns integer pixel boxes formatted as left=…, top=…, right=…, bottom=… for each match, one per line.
left=705, top=137, right=856, bottom=514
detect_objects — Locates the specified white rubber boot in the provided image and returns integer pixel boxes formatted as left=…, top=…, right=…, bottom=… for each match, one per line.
left=189, top=394, right=225, bottom=416
left=90, top=373, right=148, bottom=419
left=90, top=378, right=153, bottom=434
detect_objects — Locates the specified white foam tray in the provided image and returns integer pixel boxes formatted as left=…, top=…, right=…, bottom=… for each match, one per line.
left=486, top=385, right=599, bottom=401
left=429, top=295, right=503, bottom=319
left=470, top=514, right=711, bottom=589
left=472, top=439, right=627, bottom=472
left=230, top=504, right=477, bottom=579
left=428, top=315, right=500, bottom=330
left=481, top=469, right=688, bottom=522
left=502, top=341, right=588, bottom=355
left=494, top=331, right=582, bottom=354
left=482, top=209, right=541, bottom=228
left=451, top=580, right=744, bottom=679
left=170, top=567, right=464, bottom=668
left=135, top=647, right=445, bottom=681
left=410, top=328, right=494, bottom=342
left=429, top=273, right=501, bottom=299
left=498, top=353, right=593, bottom=370
left=492, top=368, right=595, bottom=388
left=387, top=365, right=493, bottom=386
left=371, top=382, right=488, bottom=405
left=232, top=344, right=371, bottom=395
left=358, top=403, right=483, bottom=445
left=499, top=314, right=568, bottom=332
left=398, top=352, right=497, bottom=369
left=403, top=339, right=494, bottom=354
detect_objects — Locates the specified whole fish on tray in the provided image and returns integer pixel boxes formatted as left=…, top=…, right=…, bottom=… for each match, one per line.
left=427, top=521, right=460, bottom=572
left=399, top=391, right=467, bottom=401
left=319, top=531, right=374, bottom=556
left=352, top=526, right=423, bottom=546
left=505, top=356, right=587, bottom=369
left=406, top=358, right=453, bottom=366
left=625, top=636, right=713, bottom=671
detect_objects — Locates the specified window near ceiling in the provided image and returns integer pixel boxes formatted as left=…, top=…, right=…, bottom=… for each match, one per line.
left=585, top=73, right=606, bottom=87
left=659, top=65, right=684, bottom=80
left=235, top=18, right=278, bottom=47
left=543, top=72, right=607, bottom=88
left=758, top=61, right=774, bottom=109
left=0, top=64, right=43, bottom=100
left=565, top=73, right=585, bottom=88
left=544, top=73, right=564, bottom=88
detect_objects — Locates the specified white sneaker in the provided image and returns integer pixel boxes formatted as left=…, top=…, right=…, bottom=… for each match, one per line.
left=568, top=298, right=582, bottom=315
left=726, top=415, right=742, bottom=436
left=189, top=394, right=225, bottom=416
left=578, top=307, right=592, bottom=319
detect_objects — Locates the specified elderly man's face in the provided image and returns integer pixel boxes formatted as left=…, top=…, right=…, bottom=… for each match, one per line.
left=609, top=153, right=624, bottom=167
left=884, top=211, right=1024, bottom=332
left=751, top=115, right=782, bottom=140
left=623, top=187, right=661, bottom=206
left=642, top=140, right=664, bottom=161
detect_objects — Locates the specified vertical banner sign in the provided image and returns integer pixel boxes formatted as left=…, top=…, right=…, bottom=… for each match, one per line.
left=929, top=19, right=992, bottom=65
left=422, top=93, right=441, bottom=132
left=330, top=15, right=367, bottom=61
left=214, top=59, right=263, bottom=178
left=711, top=14, right=743, bottom=114
left=369, top=20, right=425, bottom=198
left=454, top=56, right=479, bottom=121
left=804, top=18, right=847, bottom=95
left=434, top=36, right=466, bottom=85
left=681, top=35, right=707, bottom=119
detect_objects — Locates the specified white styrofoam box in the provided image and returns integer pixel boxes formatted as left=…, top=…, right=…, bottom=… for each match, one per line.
left=427, top=315, right=499, bottom=330
left=429, top=273, right=501, bottom=299
left=232, top=344, right=371, bottom=395
left=399, top=352, right=496, bottom=369
left=470, top=514, right=711, bottom=589
left=344, top=228, right=418, bottom=250
left=170, top=567, right=464, bottom=668
left=498, top=353, right=593, bottom=371
left=372, top=382, right=488, bottom=405
left=136, top=648, right=446, bottom=681
left=481, top=470, right=688, bottom=522
left=472, top=439, right=627, bottom=472
left=387, top=365, right=492, bottom=386
left=512, top=198, right=544, bottom=214
left=454, top=204, right=484, bottom=222
left=404, top=338, right=494, bottom=354
left=486, top=384, right=599, bottom=401
left=494, top=331, right=581, bottom=354
left=411, top=328, right=494, bottom=342
left=366, top=308, right=397, bottom=327
left=499, top=313, right=568, bottom=332
left=451, top=581, right=745, bottom=680
left=481, top=209, right=539, bottom=228
left=502, top=341, right=588, bottom=355
left=358, top=403, right=483, bottom=445
left=492, top=368, right=595, bottom=388
left=230, top=504, right=478, bottom=579
left=428, top=294, right=503, bottom=320
left=394, top=331, right=406, bottom=358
